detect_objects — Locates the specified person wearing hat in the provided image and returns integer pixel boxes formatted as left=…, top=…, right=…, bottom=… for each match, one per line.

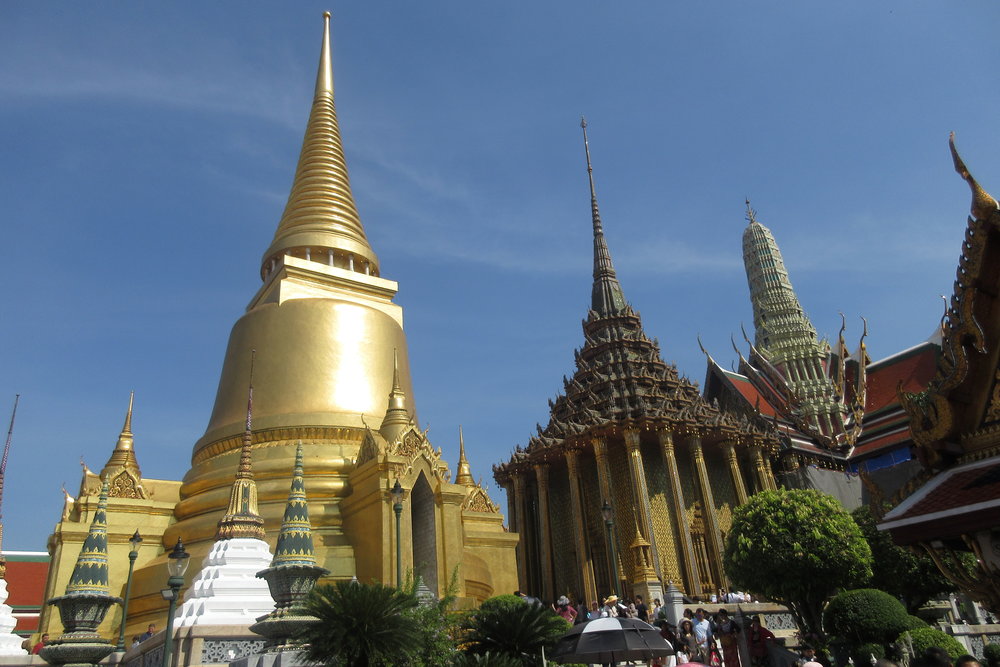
left=553, top=595, right=578, bottom=623
left=601, top=594, right=628, bottom=617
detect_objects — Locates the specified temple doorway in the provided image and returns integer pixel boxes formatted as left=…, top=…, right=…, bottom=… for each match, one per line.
left=410, top=472, right=438, bottom=595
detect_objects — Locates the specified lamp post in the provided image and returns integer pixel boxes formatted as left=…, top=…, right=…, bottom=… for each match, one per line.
left=115, top=530, right=143, bottom=652
left=390, top=480, right=404, bottom=587
left=159, top=538, right=189, bottom=667
left=601, top=500, right=620, bottom=599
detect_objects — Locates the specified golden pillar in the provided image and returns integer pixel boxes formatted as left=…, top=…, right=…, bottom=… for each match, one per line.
left=623, top=432, right=663, bottom=603
left=750, top=445, right=777, bottom=492
left=565, top=449, right=598, bottom=604
left=657, top=429, right=701, bottom=595
left=723, top=441, right=749, bottom=505
left=591, top=436, right=621, bottom=589
left=689, top=435, right=727, bottom=590
left=512, top=472, right=530, bottom=591
left=533, top=463, right=555, bottom=602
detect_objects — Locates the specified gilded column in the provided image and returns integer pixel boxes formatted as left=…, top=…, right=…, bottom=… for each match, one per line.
left=591, top=436, right=621, bottom=586
left=722, top=442, right=749, bottom=505
left=565, top=449, right=598, bottom=605
left=512, top=472, right=529, bottom=592
left=750, top=445, right=777, bottom=492
left=533, top=463, right=555, bottom=602
left=688, top=435, right=727, bottom=589
left=657, top=429, right=701, bottom=595
left=623, top=429, right=661, bottom=579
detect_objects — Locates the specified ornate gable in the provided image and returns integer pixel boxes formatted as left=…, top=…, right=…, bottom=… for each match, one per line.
left=462, top=484, right=499, bottom=514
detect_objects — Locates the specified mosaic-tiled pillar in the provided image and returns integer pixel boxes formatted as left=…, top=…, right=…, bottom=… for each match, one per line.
left=656, top=429, right=701, bottom=595
left=533, top=463, right=555, bottom=602
left=723, top=441, right=749, bottom=504
left=688, top=435, right=727, bottom=590
left=565, top=449, right=598, bottom=605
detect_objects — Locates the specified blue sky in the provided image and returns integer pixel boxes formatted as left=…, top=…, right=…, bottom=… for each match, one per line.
left=2, top=2, right=999, bottom=550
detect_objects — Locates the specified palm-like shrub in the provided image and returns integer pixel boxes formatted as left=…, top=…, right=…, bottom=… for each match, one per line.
left=460, top=595, right=568, bottom=666
left=451, top=652, right=524, bottom=667
left=293, top=580, right=422, bottom=667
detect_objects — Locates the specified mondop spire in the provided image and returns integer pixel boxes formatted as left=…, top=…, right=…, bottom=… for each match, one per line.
left=581, top=118, right=627, bottom=317
left=261, top=11, right=379, bottom=278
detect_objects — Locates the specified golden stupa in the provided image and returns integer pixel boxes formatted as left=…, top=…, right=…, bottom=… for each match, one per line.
left=38, top=13, right=517, bottom=640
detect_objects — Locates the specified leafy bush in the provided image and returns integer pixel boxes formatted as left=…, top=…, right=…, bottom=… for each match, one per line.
left=451, top=653, right=523, bottom=667
left=983, top=643, right=1000, bottom=667
left=824, top=589, right=910, bottom=645
left=898, top=627, right=966, bottom=661
left=480, top=594, right=527, bottom=613
left=851, top=642, right=886, bottom=665
left=904, top=615, right=928, bottom=631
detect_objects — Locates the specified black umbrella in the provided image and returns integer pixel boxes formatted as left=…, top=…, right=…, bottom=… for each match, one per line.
left=550, top=616, right=674, bottom=664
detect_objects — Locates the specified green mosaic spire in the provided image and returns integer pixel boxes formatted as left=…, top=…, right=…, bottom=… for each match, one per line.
left=742, top=201, right=845, bottom=439
left=270, top=442, right=316, bottom=567
left=65, top=480, right=112, bottom=597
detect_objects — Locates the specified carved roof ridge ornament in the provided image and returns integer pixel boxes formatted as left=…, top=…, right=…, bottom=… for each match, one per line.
left=900, top=135, right=1000, bottom=466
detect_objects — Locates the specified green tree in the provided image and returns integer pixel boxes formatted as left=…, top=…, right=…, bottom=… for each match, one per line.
left=459, top=595, right=568, bottom=666
left=851, top=506, right=957, bottom=613
left=824, top=588, right=911, bottom=646
left=294, top=580, right=422, bottom=667
left=723, top=488, right=872, bottom=644
left=401, top=571, right=461, bottom=666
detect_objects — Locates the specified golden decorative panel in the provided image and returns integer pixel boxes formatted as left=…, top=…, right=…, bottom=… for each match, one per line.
left=547, top=467, right=579, bottom=598
left=642, top=442, right=683, bottom=584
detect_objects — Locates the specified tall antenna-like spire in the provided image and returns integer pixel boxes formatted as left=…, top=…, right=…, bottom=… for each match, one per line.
left=0, top=395, right=19, bottom=560
left=217, top=350, right=266, bottom=540
left=581, top=117, right=627, bottom=317
left=261, top=11, right=379, bottom=279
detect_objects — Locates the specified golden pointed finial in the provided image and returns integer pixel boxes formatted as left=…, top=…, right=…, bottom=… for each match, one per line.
left=238, top=349, right=256, bottom=479
left=101, top=391, right=142, bottom=479
left=745, top=198, right=758, bottom=225
left=380, top=348, right=411, bottom=442
left=261, top=12, right=378, bottom=279
left=950, top=132, right=999, bottom=221
left=455, top=425, right=473, bottom=486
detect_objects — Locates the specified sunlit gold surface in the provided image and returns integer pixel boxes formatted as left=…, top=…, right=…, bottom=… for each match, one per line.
left=261, top=11, right=378, bottom=278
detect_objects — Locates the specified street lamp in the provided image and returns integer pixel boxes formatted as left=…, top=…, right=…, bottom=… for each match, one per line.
left=601, top=500, right=620, bottom=599
left=160, top=538, right=190, bottom=667
left=116, top=530, right=143, bottom=652
left=391, top=480, right=404, bottom=587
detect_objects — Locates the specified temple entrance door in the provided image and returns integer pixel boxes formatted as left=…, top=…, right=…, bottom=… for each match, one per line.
left=410, top=472, right=438, bottom=595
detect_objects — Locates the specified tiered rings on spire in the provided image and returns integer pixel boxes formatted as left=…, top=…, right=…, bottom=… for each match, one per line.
left=581, top=118, right=627, bottom=317
left=261, top=11, right=379, bottom=279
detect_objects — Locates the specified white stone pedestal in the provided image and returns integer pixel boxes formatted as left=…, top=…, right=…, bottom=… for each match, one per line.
left=0, top=579, right=27, bottom=655
left=175, top=539, right=275, bottom=627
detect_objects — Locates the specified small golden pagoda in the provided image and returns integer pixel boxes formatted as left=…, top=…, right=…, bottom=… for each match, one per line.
left=40, top=13, right=516, bottom=640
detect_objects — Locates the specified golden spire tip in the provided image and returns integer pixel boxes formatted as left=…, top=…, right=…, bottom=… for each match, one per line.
left=323, top=11, right=331, bottom=19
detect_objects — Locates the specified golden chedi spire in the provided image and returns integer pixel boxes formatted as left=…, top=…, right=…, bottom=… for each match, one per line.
left=216, top=353, right=266, bottom=541
left=380, top=349, right=411, bottom=443
left=100, top=391, right=142, bottom=479
left=455, top=425, right=473, bottom=486
left=260, top=11, right=378, bottom=279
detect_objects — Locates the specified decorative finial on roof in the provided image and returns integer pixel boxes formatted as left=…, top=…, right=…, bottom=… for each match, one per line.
left=217, top=350, right=266, bottom=541
left=269, top=441, right=323, bottom=568
left=101, top=391, right=142, bottom=479
left=455, top=425, right=473, bottom=486
left=745, top=198, right=758, bottom=225
left=950, top=132, right=999, bottom=222
left=261, top=11, right=378, bottom=279
left=380, top=349, right=411, bottom=442
left=580, top=118, right=627, bottom=317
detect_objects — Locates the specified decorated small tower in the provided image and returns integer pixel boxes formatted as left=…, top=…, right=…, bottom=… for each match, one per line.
left=251, top=441, right=329, bottom=651
left=742, top=201, right=847, bottom=443
left=40, top=481, right=122, bottom=667
left=455, top=427, right=474, bottom=487
left=174, top=352, right=275, bottom=627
